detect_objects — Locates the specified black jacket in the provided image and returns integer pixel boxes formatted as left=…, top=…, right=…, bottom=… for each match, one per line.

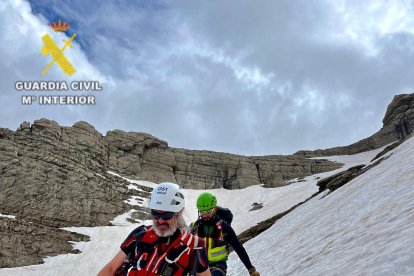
left=193, top=215, right=254, bottom=270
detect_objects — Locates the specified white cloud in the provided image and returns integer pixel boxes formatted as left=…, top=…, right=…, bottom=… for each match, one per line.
left=1, top=0, right=414, bottom=155
left=331, top=0, right=414, bottom=56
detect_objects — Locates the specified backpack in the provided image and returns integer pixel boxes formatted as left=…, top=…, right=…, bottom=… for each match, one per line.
left=215, top=206, right=233, bottom=225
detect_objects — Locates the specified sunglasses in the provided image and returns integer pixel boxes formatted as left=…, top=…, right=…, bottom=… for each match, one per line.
left=199, top=209, right=214, bottom=216
left=151, top=210, right=175, bottom=220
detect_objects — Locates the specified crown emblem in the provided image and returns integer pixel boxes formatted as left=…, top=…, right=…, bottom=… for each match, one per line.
left=50, top=19, right=70, bottom=32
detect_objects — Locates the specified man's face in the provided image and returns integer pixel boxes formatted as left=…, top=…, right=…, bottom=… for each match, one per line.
left=151, top=210, right=177, bottom=237
left=200, top=208, right=216, bottom=221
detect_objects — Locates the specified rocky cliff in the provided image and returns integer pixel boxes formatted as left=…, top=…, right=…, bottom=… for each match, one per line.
left=294, top=93, right=414, bottom=157
left=0, top=120, right=129, bottom=228
left=107, top=133, right=341, bottom=189
left=0, top=117, right=340, bottom=268
left=0, top=118, right=342, bottom=228
left=0, top=120, right=135, bottom=267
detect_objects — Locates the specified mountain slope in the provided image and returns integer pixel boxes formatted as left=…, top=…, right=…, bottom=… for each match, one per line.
left=228, top=136, right=414, bottom=275
left=0, top=142, right=397, bottom=275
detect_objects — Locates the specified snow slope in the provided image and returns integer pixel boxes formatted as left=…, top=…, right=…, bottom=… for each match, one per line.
left=1, top=140, right=412, bottom=275
left=228, top=138, right=414, bottom=275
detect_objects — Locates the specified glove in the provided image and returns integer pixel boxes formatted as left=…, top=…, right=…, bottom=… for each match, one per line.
left=248, top=267, right=260, bottom=276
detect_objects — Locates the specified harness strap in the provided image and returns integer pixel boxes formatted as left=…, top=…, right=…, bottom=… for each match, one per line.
left=146, top=233, right=183, bottom=273
left=124, top=227, right=202, bottom=275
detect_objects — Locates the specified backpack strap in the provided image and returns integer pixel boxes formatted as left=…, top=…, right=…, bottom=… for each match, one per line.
left=189, top=246, right=201, bottom=276
left=146, top=232, right=185, bottom=273
left=134, top=229, right=202, bottom=275
left=118, top=226, right=151, bottom=276
left=216, top=220, right=225, bottom=236
left=190, top=220, right=200, bottom=234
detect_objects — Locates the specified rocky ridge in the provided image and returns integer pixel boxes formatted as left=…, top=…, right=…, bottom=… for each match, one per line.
left=108, top=136, right=341, bottom=189
left=0, top=121, right=131, bottom=268
left=294, top=93, right=414, bottom=157
left=0, top=118, right=342, bottom=228
left=0, top=118, right=339, bottom=268
left=0, top=121, right=129, bottom=228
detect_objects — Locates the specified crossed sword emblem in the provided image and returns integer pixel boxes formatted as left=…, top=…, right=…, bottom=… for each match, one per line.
left=41, top=33, right=77, bottom=76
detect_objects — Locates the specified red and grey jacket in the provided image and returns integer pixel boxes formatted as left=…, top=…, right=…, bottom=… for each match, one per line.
left=119, top=225, right=208, bottom=276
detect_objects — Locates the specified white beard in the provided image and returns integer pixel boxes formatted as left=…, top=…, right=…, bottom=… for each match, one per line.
left=153, top=223, right=178, bottom=237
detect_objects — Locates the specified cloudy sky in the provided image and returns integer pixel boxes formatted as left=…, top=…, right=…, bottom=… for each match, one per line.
left=1, top=0, right=413, bottom=155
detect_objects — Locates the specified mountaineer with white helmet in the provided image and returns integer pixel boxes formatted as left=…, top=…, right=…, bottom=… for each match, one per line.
left=98, top=183, right=211, bottom=276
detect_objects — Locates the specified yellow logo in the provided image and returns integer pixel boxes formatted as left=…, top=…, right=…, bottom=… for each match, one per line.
left=41, top=19, right=76, bottom=76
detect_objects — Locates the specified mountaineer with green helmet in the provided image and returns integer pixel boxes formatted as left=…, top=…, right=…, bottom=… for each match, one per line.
left=191, top=192, right=260, bottom=276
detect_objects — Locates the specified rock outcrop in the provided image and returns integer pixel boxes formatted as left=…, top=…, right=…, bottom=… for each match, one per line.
left=0, top=118, right=340, bottom=268
left=0, top=119, right=341, bottom=227
left=0, top=217, right=88, bottom=268
left=0, top=120, right=129, bottom=228
left=294, top=93, right=414, bottom=157
left=107, top=135, right=341, bottom=189
left=316, top=143, right=395, bottom=195
left=0, top=119, right=137, bottom=268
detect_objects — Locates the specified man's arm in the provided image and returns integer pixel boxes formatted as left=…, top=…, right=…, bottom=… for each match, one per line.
left=97, top=250, right=126, bottom=276
left=223, top=223, right=254, bottom=270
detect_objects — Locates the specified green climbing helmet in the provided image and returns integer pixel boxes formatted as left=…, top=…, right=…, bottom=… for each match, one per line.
left=196, top=192, right=217, bottom=211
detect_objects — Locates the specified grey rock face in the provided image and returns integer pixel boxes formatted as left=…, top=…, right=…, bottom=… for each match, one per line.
left=0, top=119, right=129, bottom=228
left=0, top=217, right=88, bottom=268
left=316, top=165, right=366, bottom=193
left=107, top=136, right=341, bottom=189
left=294, top=93, right=414, bottom=157
left=0, top=119, right=136, bottom=268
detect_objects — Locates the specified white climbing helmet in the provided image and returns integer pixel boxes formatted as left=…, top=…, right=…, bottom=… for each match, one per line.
left=149, top=182, right=185, bottom=212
